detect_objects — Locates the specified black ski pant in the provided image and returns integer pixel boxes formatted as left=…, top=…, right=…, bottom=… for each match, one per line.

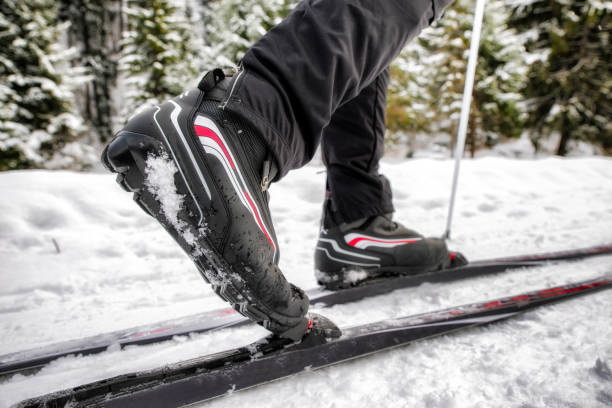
left=223, top=0, right=454, bottom=222
left=321, top=68, right=393, bottom=223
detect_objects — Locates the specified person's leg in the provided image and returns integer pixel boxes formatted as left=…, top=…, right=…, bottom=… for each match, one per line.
left=223, top=0, right=453, bottom=177
left=314, top=66, right=465, bottom=288
left=322, top=68, right=393, bottom=224
left=102, top=0, right=455, bottom=340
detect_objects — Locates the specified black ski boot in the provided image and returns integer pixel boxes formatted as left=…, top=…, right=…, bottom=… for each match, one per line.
left=101, top=69, right=313, bottom=341
left=315, top=198, right=467, bottom=289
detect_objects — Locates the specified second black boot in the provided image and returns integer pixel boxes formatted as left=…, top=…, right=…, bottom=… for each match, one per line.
left=315, top=198, right=467, bottom=289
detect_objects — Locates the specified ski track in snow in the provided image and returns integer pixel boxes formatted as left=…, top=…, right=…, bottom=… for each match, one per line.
left=0, top=157, right=611, bottom=407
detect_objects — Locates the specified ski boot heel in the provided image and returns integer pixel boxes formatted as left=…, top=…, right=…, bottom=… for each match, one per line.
left=102, top=131, right=165, bottom=190
left=314, top=241, right=381, bottom=289
left=101, top=130, right=168, bottom=218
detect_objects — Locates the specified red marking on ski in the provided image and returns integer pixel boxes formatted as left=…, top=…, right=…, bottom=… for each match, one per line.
left=512, top=295, right=529, bottom=301
left=538, top=286, right=565, bottom=295
left=489, top=245, right=612, bottom=262
left=484, top=301, right=502, bottom=309
left=150, top=328, right=172, bottom=335
left=130, top=327, right=171, bottom=339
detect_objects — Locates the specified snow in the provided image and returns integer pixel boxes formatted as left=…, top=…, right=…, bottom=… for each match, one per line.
left=145, top=153, right=198, bottom=248
left=0, top=156, right=611, bottom=407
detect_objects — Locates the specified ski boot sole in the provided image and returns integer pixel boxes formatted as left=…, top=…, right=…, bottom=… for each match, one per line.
left=315, top=263, right=444, bottom=290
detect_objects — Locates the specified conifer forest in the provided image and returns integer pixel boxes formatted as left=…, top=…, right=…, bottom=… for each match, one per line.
left=0, top=0, right=610, bottom=171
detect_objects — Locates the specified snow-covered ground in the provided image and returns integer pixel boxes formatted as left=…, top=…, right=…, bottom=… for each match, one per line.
left=0, top=156, right=611, bottom=407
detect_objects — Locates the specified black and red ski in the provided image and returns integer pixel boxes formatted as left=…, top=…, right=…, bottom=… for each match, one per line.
left=1, top=244, right=610, bottom=378
left=14, top=275, right=612, bottom=408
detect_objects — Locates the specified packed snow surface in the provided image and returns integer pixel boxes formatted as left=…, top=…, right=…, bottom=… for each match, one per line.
left=0, top=156, right=611, bottom=407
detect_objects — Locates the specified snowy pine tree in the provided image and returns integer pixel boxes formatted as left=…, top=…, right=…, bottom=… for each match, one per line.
left=387, top=0, right=526, bottom=156
left=120, top=0, right=201, bottom=117
left=59, top=0, right=121, bottom=144
left=0, top=0, right=86, bottom=170
left=509, top=0, right=611, bottom=155
left=386, top=39, right=437, bottom=154
left=202, top=0, right=294, bottom=64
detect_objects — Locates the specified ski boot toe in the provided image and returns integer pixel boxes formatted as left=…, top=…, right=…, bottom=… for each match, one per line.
left=306, top=313, right=342, bottom=340
left=449, top=251, right=468, bottom=268
left=282, top=313, right=342, bottom=349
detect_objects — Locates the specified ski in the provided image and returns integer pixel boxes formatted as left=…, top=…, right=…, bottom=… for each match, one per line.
left=1, top=244, right=610, bottom=378
left=14, top=275, right=612, bottom=408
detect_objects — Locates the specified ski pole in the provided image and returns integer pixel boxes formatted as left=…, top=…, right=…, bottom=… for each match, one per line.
left=443, top=0, right=487, bottom=240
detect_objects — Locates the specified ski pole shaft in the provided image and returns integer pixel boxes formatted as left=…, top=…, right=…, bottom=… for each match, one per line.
left=444, top=0, right=487, bottom=240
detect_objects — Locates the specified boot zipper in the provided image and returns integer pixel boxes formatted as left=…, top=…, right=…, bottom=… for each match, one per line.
left=220, top=65, right=244, bottom=110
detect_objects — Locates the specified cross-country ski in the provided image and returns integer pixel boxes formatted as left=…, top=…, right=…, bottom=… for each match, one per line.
left=14, top=276, right=612, bottom=408
left=1, top=244, right=610, bottom=378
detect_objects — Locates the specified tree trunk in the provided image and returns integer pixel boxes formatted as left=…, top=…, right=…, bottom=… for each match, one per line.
left=468, top=110, right=477, bottom=158
left=117, top=0, right=125, bottom=52
left=556, top=113, right=570, bottom=156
